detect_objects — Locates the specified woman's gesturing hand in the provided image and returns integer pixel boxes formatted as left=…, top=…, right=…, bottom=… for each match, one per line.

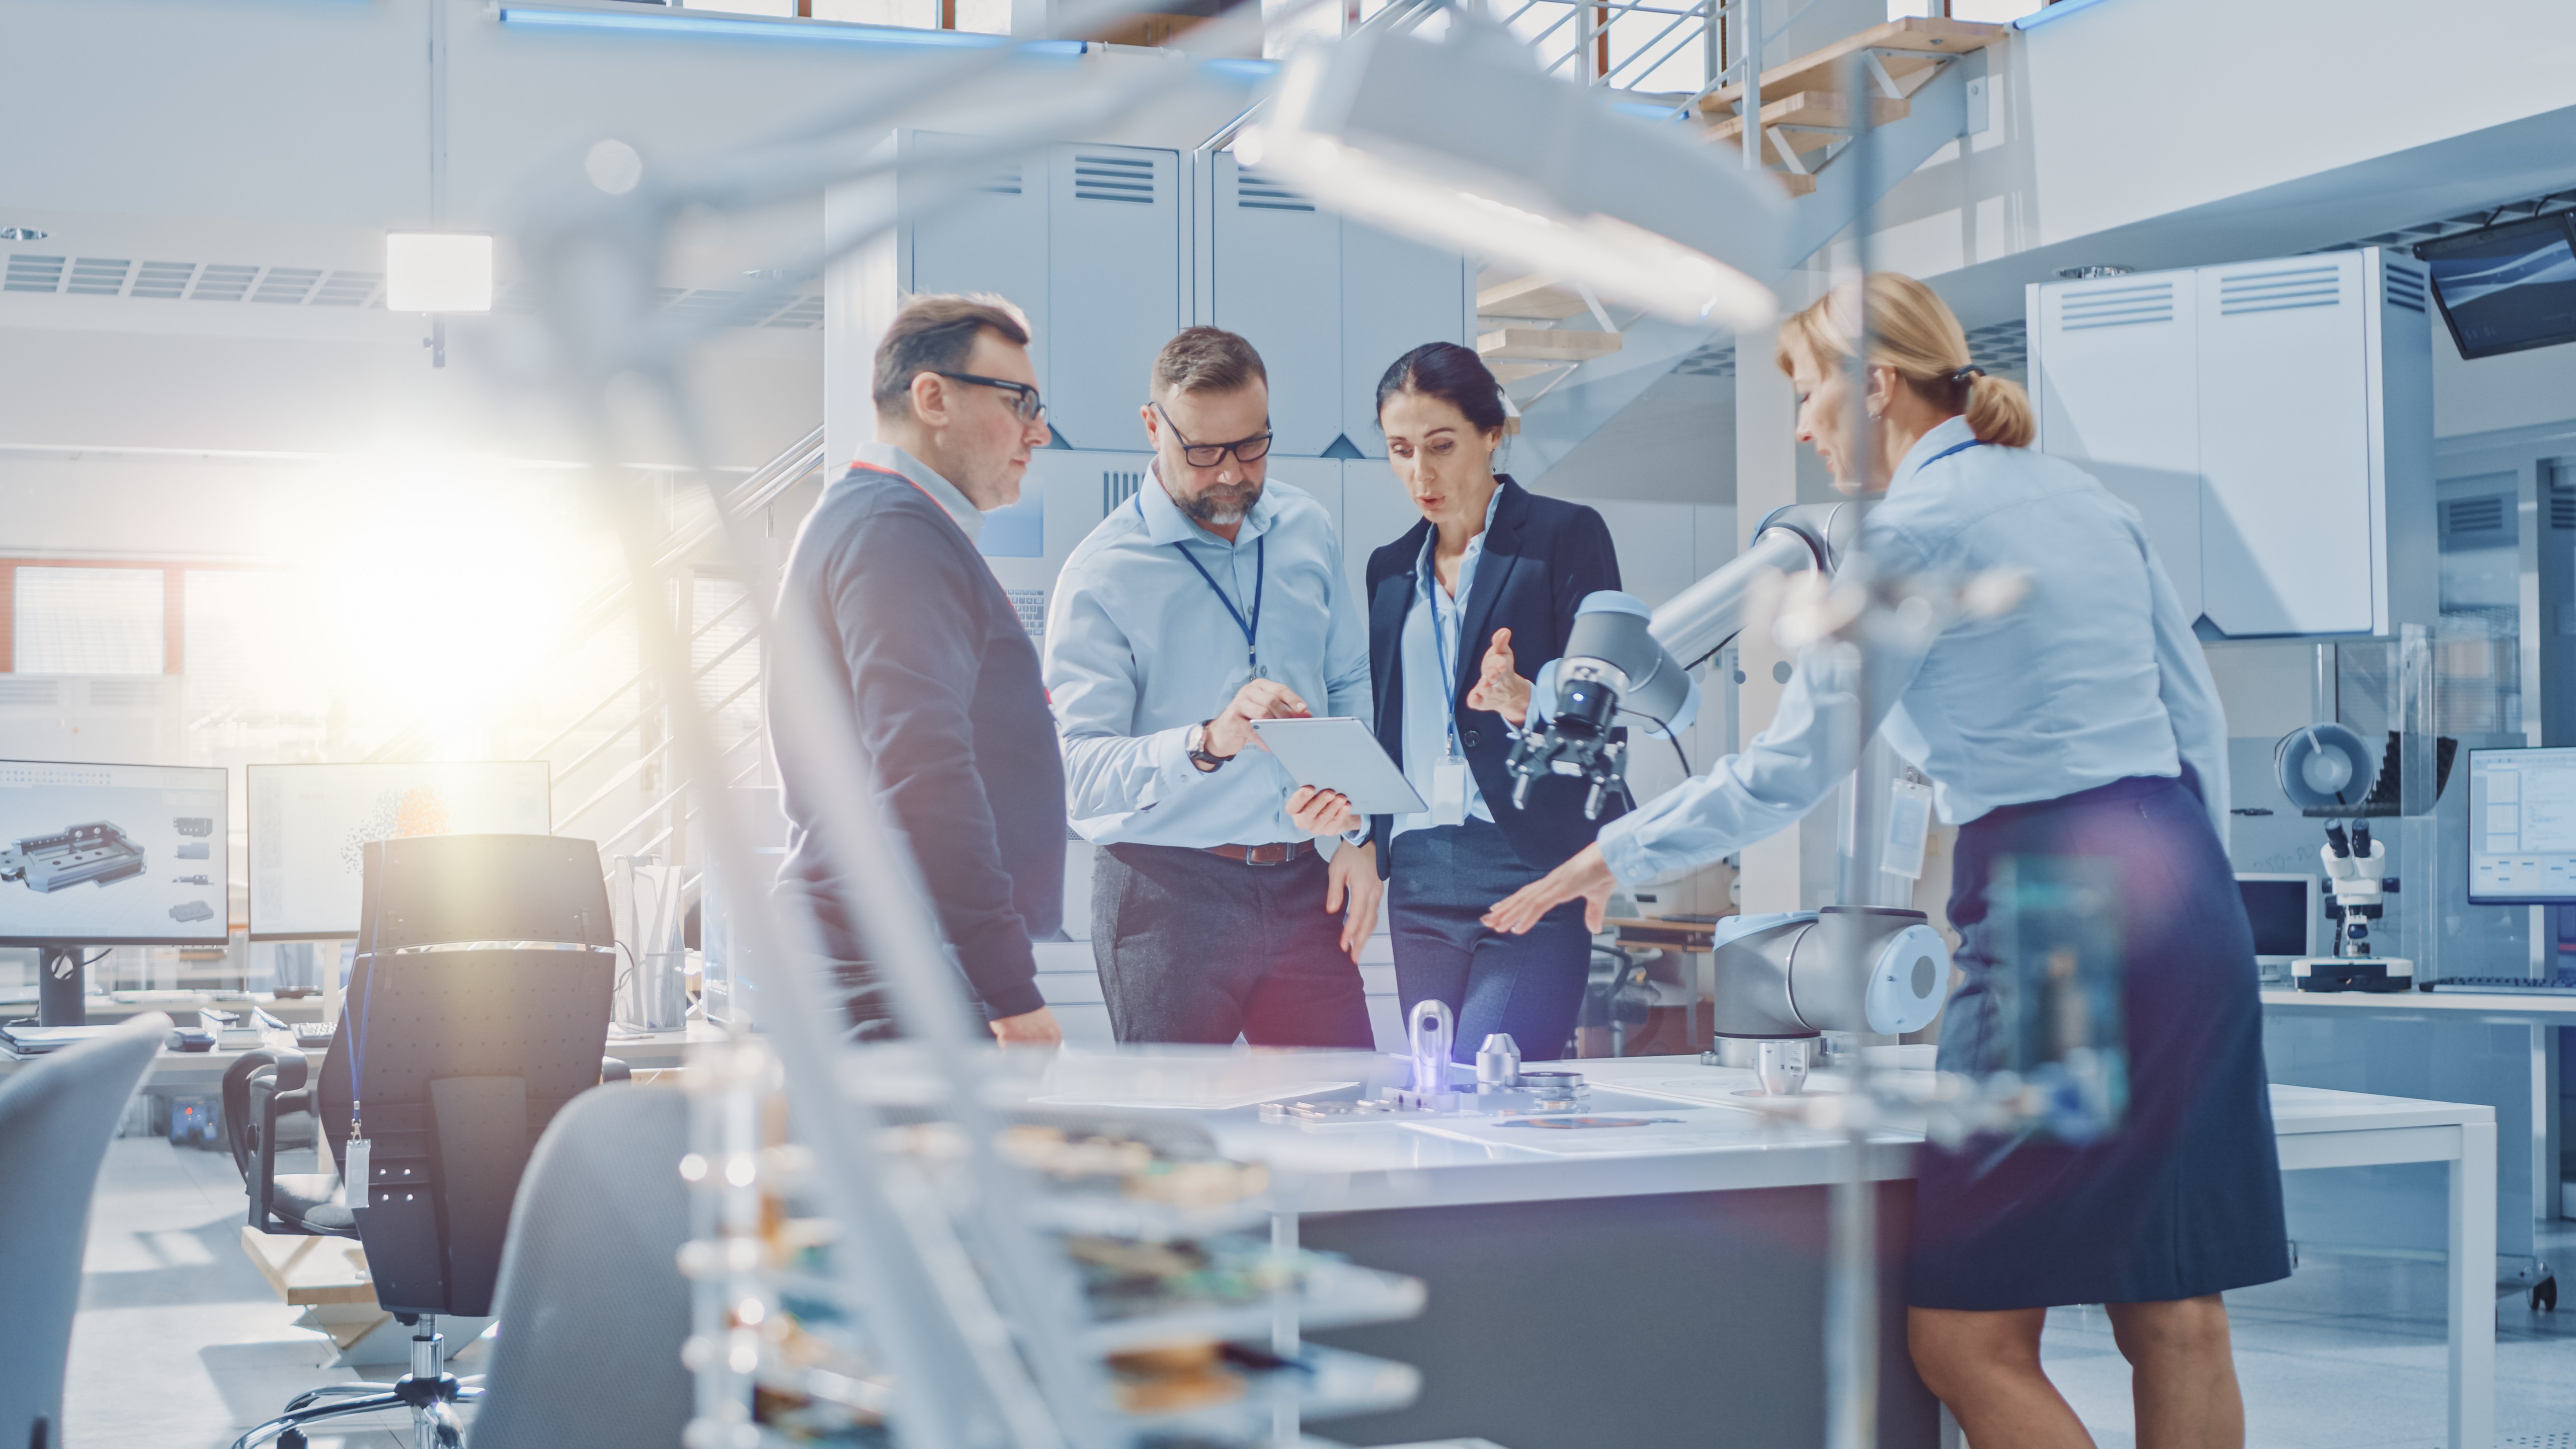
left=1482, top=841, right=1615, bottom=935
left=1464, top=626, right=1533, bottom=728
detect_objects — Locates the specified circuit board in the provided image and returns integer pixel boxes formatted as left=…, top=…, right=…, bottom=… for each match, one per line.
left=0, top=821, right=148, bottom=892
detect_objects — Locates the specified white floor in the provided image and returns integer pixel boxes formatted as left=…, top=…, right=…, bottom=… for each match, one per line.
left=63, top=1137, right=2576, bottom=1448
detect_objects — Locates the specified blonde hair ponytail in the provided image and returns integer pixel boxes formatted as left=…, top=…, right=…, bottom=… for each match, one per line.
left=1776, top=272, right=2036, bottom=449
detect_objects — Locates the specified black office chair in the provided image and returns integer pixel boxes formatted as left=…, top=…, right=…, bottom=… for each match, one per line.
left=229, top=834, right=621, bottom=1449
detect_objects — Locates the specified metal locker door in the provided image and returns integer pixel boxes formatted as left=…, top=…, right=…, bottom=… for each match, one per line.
left=905, top=133, right=1050, bottom=400
left=1048, top=145, right=1182, bottom=452
left=2196, top=254, right=2374, bottom=636
left=1208, top=157, right=1343, bottom=457
left=1340, top=456, right=1421, bottom=609
left=1340, top=221, right=1469, bottom=458
left=2031, top=270, right=2202, bottom=622
left=981, top=449, right=1146, bottom=645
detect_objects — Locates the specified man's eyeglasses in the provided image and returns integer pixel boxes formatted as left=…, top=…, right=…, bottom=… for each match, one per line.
left=932, top=371, right=1048, bottom=424
left=1152, top=401, right=1273, bottom=468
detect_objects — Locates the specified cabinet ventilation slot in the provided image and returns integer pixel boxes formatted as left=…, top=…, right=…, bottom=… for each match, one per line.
left=88, top=679, right=165, bottom=708
left=2440, top=494, right=2508, bottom=544
left=2217, top=264, right=2341, bottom=315
left=1236, top=171, right=1315, bottom=211
left=253, top=268, right=324, bottom=305
left=0, top=680, right=59, bottom=707
left=2555, top=485, right=2576, bottom=532
left=191, top=264, right=261, bottom=302
left=977, top=169, right=1023, bottom=196
left=2058, top=281, right=2173, bottom=331
left=2383, top=263, right=2428, bottom=314
left=4, top=254, right=65, bottom=291
left=1102, top=470, right=1142, bottom=515
left=1073, top=155, right=1156, bottom=204
left=132, top=261, right=196, bottom=299
left=66, top=258, right=131, bottom=296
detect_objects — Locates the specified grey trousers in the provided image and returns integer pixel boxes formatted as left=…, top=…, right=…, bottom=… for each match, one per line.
left=1091, top=842, right=1375, bottom=1047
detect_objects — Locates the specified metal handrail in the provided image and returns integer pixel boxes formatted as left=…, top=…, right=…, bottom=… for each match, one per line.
left=534, top=590, right=760, bottom=773
left=595, top=731, right=765, bottom=856
left=557, top=668, right=765, bottom=831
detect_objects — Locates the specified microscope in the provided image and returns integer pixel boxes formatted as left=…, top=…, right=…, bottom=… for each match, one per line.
left=2275, top=722, right=2414, bottom=992
left=1501, top=502, right=1952, bottom=1048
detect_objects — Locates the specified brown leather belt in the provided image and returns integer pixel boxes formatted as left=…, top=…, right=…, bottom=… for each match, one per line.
left=1202, top=840, right=1313, bottom=866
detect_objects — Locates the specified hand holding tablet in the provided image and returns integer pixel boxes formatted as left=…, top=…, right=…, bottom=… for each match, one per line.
left=1251, top=716, right=1427, bottom=818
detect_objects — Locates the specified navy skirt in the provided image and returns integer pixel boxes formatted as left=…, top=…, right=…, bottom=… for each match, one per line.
left=1906, top=773, right=2292, bottom=1312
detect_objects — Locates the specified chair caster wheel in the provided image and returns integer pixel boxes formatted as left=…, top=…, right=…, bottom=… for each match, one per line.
left=2534, top=1274, right=2557, bottom=1312
left=279, top=1430, right=309, bottom=1449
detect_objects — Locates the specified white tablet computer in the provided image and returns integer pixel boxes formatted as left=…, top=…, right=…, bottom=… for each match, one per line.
left=1249, top=716, right=1428, bottom=816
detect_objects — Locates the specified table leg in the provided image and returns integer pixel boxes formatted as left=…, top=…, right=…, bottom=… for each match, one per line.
left=2449, top=1120, right=2497, bottom=1449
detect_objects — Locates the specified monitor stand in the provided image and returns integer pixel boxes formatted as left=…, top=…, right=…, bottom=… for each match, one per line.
left=37, top=945, right=88, bottom=1026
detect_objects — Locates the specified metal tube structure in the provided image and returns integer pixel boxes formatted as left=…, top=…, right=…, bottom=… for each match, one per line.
left=1740, top=0, right=1760, bottom=171
left=1649, top=522, right=1819, bottom=666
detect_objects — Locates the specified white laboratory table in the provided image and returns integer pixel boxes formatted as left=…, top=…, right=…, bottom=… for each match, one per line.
left=2262, top=987, right=2563, bottom=1279
left=1176, top=1057, right=2497, bottom=1449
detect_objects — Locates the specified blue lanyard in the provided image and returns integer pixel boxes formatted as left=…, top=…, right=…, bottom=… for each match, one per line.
left=1131, top=493, right=1266, bottom=676
left=1916, top=438, right=1986, bottom=472
left=1418, top=551, right=1465, bottom=759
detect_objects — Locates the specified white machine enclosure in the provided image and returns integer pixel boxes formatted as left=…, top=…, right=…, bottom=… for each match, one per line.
left=2027, top=247, right=2435, bottom=639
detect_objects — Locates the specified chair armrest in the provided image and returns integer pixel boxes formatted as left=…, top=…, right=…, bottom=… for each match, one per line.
left=222, top=1050, right=291, bottom=1182
left=600, top=1056, right=631, bottom=1084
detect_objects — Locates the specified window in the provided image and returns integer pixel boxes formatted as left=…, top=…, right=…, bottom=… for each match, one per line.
left=14, top=567, right=164, bottom=674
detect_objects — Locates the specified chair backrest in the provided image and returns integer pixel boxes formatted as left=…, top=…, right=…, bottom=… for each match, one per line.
left=355, top=834, right=613, bottom=957
left=340, top=947, right=613, bottom=1317
left=0, top=1014, right=166, bottom=1449
left=466, top=1083, right=692, bottom=1449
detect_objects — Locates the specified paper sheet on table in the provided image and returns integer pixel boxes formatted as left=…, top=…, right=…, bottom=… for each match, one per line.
left=1029, top=1081, right=1358, bottom=1111
left=1399, top=1108, right=1770, bottom=1156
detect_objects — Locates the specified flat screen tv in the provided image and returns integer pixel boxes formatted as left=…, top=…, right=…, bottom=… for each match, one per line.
left=2418, top=211, right=2576, bottom=360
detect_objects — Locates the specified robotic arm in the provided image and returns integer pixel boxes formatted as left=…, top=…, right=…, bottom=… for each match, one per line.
left=1506, top=503, right=1849, bottom=818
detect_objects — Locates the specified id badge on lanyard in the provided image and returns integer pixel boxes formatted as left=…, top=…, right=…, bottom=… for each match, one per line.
left=1430, top=757, right=1470, bottom=827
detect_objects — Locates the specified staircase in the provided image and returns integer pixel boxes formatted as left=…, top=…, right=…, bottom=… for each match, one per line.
left=1488, top=14, right=2008, bottom=477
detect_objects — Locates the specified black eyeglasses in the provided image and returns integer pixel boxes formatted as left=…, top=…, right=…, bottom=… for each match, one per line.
left=932, top=371, right=1048, bottom=424
left=1152, top=401, right=1273, bottom=467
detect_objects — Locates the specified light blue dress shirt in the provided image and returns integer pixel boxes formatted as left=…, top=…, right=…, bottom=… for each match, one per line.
left=1045, top=463, right=1373, bottom=848
left=1391, top=487, right=1503, bottom=840
left=1597, top=415, right=2230, bottom=888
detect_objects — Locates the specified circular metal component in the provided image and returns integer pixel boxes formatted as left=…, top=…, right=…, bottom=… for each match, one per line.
left=1864, top=922, right=1951, bottom=1036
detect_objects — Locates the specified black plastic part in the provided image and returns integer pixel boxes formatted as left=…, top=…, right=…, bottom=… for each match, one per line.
left=2536, top=1275, right=2558, bottom=1312
left=35, top=945, right=84, bottom=1026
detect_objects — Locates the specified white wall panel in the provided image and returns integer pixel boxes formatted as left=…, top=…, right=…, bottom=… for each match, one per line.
left=1338, top=224, right=1470, bottom=456
left=1339, top=459, right=1422, bottom=609
left=2033, top=272, right=2202, bottom=616
left=1046, top=145, right=1181, bottom=452
left=906, top=136, right=1052, bottom=404
left=2196, top=255, right=2374, bottom=636
left=1206, top=159, right=1343, bottom=457
left=989, top=448, right=1147, bottom=642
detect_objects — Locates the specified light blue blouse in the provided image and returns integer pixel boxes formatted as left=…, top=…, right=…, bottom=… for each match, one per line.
left=1596, top=416, right=2230, bottom=888
left=1390, top=487, right=1503, bottom=840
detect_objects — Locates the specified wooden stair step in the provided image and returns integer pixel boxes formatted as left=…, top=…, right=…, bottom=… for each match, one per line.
left=1698, top=16, right=2004, bottom=116
left=1478, top=328, right=1625, bottom=363
left=1702, top=90, right=1911, bottom=153
left=1478, top=274, right=1591, bottom=320
left=1488, top=361, right=1560, bottom=384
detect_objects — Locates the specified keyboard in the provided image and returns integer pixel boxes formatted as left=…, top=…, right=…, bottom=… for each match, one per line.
left=2422, top=977, right=2576, bottom=995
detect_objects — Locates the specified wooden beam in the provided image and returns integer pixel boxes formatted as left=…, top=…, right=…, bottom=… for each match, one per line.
left=1477, top=275, right=1591, bottom=320
left=1701, top=90, right=1911, bottom=152
left=1478, top=328, right=1625, bottom=363
left=1697, top=16, right=2004, bottom=114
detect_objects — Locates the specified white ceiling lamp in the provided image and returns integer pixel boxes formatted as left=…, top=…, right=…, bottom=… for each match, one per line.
left=386, top=232, right=495, bottom=368
left=1237, top=13, right=1789, bottom=329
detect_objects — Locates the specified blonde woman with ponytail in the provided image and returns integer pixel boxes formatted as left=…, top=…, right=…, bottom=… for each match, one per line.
left=1489, top=273, right=2285, bottom=1449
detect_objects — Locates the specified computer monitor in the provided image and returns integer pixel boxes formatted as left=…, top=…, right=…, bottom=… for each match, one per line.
left=246, top=762, right=552, bottom=940
left=2419, top=211, right=2576, bottom=360
left=2235, top=873, right=2319, bottom=970
left=2465, top=746, right=2576, bottom=904
left=0, top=758, right=231, bottom=947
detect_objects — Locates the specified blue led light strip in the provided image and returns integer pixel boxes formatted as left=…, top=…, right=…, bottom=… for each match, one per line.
left=496, top=5, right=1088, bottom=54
left=2012, top=0, right=2120, bottom=31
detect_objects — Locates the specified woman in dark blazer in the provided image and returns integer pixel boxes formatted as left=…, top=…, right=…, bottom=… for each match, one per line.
left=1292, top=342, right=1622, bottom=1062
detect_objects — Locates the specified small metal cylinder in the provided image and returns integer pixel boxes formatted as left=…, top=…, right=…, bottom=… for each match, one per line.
left=1475, top=1033, right=1522, bottom=1089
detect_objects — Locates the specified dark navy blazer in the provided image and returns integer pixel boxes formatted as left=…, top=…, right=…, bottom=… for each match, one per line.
left=1362, top=476, right=1625, bottom=879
